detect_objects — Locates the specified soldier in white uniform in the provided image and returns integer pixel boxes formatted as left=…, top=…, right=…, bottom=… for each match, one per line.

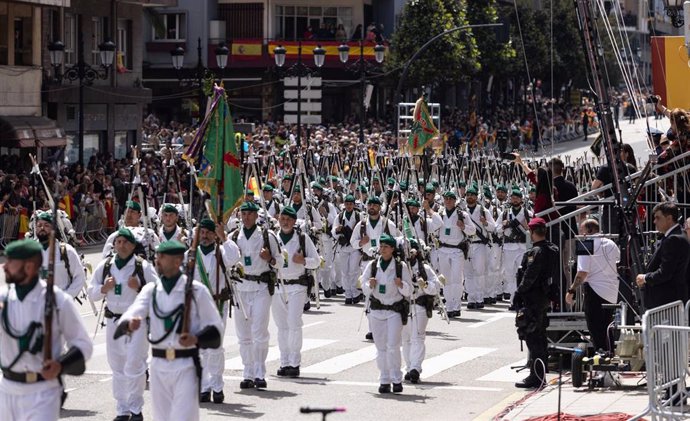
left=497, top=190, right=532, bottom=308
left=350, top=196, right=400, bottom=270
left=158, top=204, right=187, bottom=243
left=362, top=234, right=412, bottom=394
left=191, top=219, right=240, bottom=404
left=464, top=186, right=496, bottom=309
left=0, top=239, right=92, bottom=421
left=437, top=191, right=475, bottom=318
left=262, top=184, right=281, bottom=219
left=229, top=201, right=284, bottom=389
left=332, top=195, right=363, bottom=304
left=483, top=188, right=503, bottom=305
left=115, top=240, right=223, bottom=421
left=34, top=212, right=85, bottom=298
left=405, top=198, right=442, bottom=247
left=103, top=201, right=160, bottom=259
left=402, top=239, right=440, bottom=384
left=88, top=228, right=158, bottom=421
left=273, top=206, right=320, bottom=378
left=290, top=185, right=323, bottom=232
left=312, top=183, right=339, bottom=297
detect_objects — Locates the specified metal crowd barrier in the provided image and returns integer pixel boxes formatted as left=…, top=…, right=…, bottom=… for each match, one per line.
left=83, top=203, right=107, bottom=244
left=0, top=210, right=20, bottom=249
left=629, top=301, right=689, bottom=421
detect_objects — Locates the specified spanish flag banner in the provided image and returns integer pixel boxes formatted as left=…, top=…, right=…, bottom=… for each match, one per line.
left=231, top=40, right=262, bottom=61
left=651, top=36, right=690, bottom=110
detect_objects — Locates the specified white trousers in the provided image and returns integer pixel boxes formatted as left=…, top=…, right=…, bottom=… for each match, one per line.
left=200, top=306, right=228, bottom=393
left=336, top=248, right=361, bottom=298
left=271, top=285, right=307, bottom=367
left=437, top=249, right=464, bottom=312
left=0, top=384, right=61, bottom=421
left=233, top=289, right=272, bottom=380
left=369, top=310, right=403, bottom=384
left=317, top=238, right=335, bottom=290
left=402, top=304, right=429, bottom=372
left=150, top=361, right=198, bottom=421
left=502, top=246, right=526, bottom=296
left=465, top=244, right=488, bottom=303
left=106, top=316, right=148, bottom=416
left=486, top=244, right=503, bottom=298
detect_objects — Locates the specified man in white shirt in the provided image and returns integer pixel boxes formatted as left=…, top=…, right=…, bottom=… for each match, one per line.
left=565, top=219, right=620, bottom=352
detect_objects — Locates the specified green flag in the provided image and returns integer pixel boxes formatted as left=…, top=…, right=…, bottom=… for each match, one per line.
left=407, top=96, right=438, bottom=155
left=193, top=86, right=244, bottom=224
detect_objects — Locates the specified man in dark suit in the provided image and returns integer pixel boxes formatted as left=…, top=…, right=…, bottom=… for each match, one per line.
left=636, top=202, right=690, bottom=309
left=551, top=158, right=578, bottom=290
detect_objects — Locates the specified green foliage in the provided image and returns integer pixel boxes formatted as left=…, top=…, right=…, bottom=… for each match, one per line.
left=466, top=0, right=517, bottom=78
left=386, top=0, right=480, bottom=88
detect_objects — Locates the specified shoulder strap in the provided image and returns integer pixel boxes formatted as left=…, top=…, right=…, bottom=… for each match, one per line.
left=231, top=229, right=239, bottom=244
left=395, top=258, right=402, bottom=279
left=371, top=256, right=379, bottom=278
left=383, top=217, right=390, bottom=235
left=134, top=256, right=146, bottom=287
left=60, top=243, right=74, bottom=286
left=523, top=206, right=530, bottom=222
left=103, top=256, right=113, bottom=284
left=297, top=227, right=306, bottom=256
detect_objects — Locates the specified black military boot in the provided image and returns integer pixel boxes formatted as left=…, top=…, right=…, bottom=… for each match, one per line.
left=199, top=391, right=211, bottom=402
left=212, top=390, right=225, bottom=404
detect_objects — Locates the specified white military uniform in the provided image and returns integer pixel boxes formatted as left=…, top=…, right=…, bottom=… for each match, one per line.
left=273, top=228, right=320, bottom=368
left=190, top=240, right=240, bottom=396
left=497, top=205, right=531, bottom=298
left=0, top=281, right=93, bottom=421
left=437, top=206, right=476, bottom=313
left=232, top=225, right=284, bottom=381
left=485, top=204, right=504, bottom=301
left=402, top=259, right=440, bottom=377
left=158, top=224, right=186, bottom=243
left=88, top=254, right=158, bottom=418
left=464, top=204, right=496, bottom=305
left=103, top=226, right=160, bottom=258
left=264, top=198, right=281, bottom=219
left=350, top=216, right=400, bottom=272
left=118, top=274, right=223, bottom=421
left=361, top=257, right=412, bottom=385
left=40, top=241, right=85, bottom=298
left=314, top=198, right=339, bottom=292
left=332, top=209, right=363, bottom=300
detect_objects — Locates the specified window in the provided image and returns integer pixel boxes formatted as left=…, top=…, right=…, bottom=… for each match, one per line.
left=274, top=5, right=353, bottom=41
left=64, top=13, right=76, bottom=65
left=117, top=19, right=131, bottom=69
left=152, top=12, right=186, bottom=41
left=91, top=17, right=102, bottom=65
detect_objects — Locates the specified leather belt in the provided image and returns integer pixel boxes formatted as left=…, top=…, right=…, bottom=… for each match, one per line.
left=2, top=369, right=45, bottom=383
left=360, top=253, right=373, bottom=261
left=503, top=240, right=526, bottom=244
left=439, top=242, right=461, bottom=248
left=151, top=347, right=199, bottom=361
left=104, top=306, right=122, bottom=320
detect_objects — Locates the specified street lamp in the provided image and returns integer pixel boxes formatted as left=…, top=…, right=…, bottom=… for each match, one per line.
left=170, top=38, right=229, bottom=119
left=662, top=0, right=685, bottom=28
left=338, top=42, right=386, bottom=143
left=48, top=31, right=114, bottom=164
left=273, top=43, right=325, bottom=148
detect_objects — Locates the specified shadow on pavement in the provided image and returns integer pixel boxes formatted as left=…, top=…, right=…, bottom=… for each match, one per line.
left=202, top=402, right=264, bottom=419
left=60, top=409, right=99, bottom=418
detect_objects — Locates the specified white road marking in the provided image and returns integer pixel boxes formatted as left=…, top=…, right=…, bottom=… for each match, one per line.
left=98, top=376, right=113, bottom=382
left=303, top=321, right=325, bottom=329
left=476, top=359, right=528, bottom=383
left=225, top=338, right=336, bottom=370
left=301, top=345, right=377, bottom=374
left=422, top=347, right=496, bottom=378
left=468, top=313, right=515, bottom=329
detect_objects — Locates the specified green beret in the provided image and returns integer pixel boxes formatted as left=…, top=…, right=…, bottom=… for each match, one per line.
left=418, top=178, right=425, bottom=186
left=387, top=177, right=396, bottom=185
left=459, top=181, right=467, bottom=187
left=497, top=184, right=508, bottom=192
left=344, top=194, right=355, bottom=203
left=126, top=200, right=141, bottom=212
left=405, top=198, right=421, bottom=207
left=399, top=181, right=409, bottom=191
left=245, top=188, right=255, bottom=195
left=529, top=186, right=537, bottom=193
left=283, top=174, right=293, bottom=181
left=116, top=227, right=136, bottom=244
left=312, top=182, right=324, bottom=191
left=367, top=197, right=382, bottom=205
left=37, top=211, right=53, bottom=222
left=162, top=204, right=178, bottom=214
left=424, top=184, right=435, bottom=194
left=319, top=177, right=326, bottom=184
left=379, top=234, right=397, bottom=248
left=156, top=240, right=186, bottom=255
left=511, top=189, right=523, bottom=198
left=358, top=185, right=368, bottom=193
left=484, top=190, right=493, bottom=200
left=280, top=206, right=297, bottom=219
left=262, top=184, right=274, bottom=192
left=443, top=191, right=457, bottom=199
left=431, top=179, right=439, bottom=188
left=409, top=238, right=420, bottom=250
left=5, top=239, right=42, bottom=260
left=293, top=185, right=302, bottom=193
left=372, top=175, right=380, bottom=181
left=330, top=175, right=339, bottom=182
left=199, top=218, right=216, bottom=231
left=466, top=186, right=478, bottom=195
left=240, top=201, right=260, bottom=212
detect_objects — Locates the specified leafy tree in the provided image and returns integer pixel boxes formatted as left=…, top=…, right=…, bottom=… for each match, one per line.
left=386, top=0, right=480, bottom=89
left=466, top=0, right=517, bottom=78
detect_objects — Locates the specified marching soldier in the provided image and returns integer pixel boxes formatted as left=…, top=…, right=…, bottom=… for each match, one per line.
left=0, top=239, right=92, bottom=421
left=483, top=188, right=503, bottom=305
left=229, top=201, right=284, bottom=390
left=103, top=201, right=160, bottom=259
left=34, top=212, right=86, bottom=298
left=464, top=186, right=496, bottom=309
left=405, top=198, right=442, bottom=247
left=362, top=234, right=412, bottom=394
left=158, top=204, right=187, bottom=243
left=115, top=240, right=223, bottom=421
left=191, top=219, right=240, bottom=404
left=88, top=228, right=158, bottom=421
left=273, top=206, right=320, bottom=378
left=497, top=190, right=532, bottom=309
left=262, top=184, right=281, bottom=219
left=437, top=191, right=475, bottom=318
left=402, top=239, right=441, bottom=384
left=332, top=195, right=363, bottom=304
left=312, top=183, right=339, bottom=297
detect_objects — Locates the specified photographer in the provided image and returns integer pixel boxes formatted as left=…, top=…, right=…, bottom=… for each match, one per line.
left=565, top=219, right=620, bottom=352
left=514, top=217, right=559, bottom=389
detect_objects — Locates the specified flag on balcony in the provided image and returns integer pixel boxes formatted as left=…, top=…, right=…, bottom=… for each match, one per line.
left=231, top=40, right=262, bottom=61
left=184, top=85, right=244, bottom=224
left=407, top=96, right=438, bottom=155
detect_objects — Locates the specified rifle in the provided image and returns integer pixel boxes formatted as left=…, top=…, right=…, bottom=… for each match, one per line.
left=181, top=204, right=203, bottom=335
left=43, top=189, right=59, bottom=363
